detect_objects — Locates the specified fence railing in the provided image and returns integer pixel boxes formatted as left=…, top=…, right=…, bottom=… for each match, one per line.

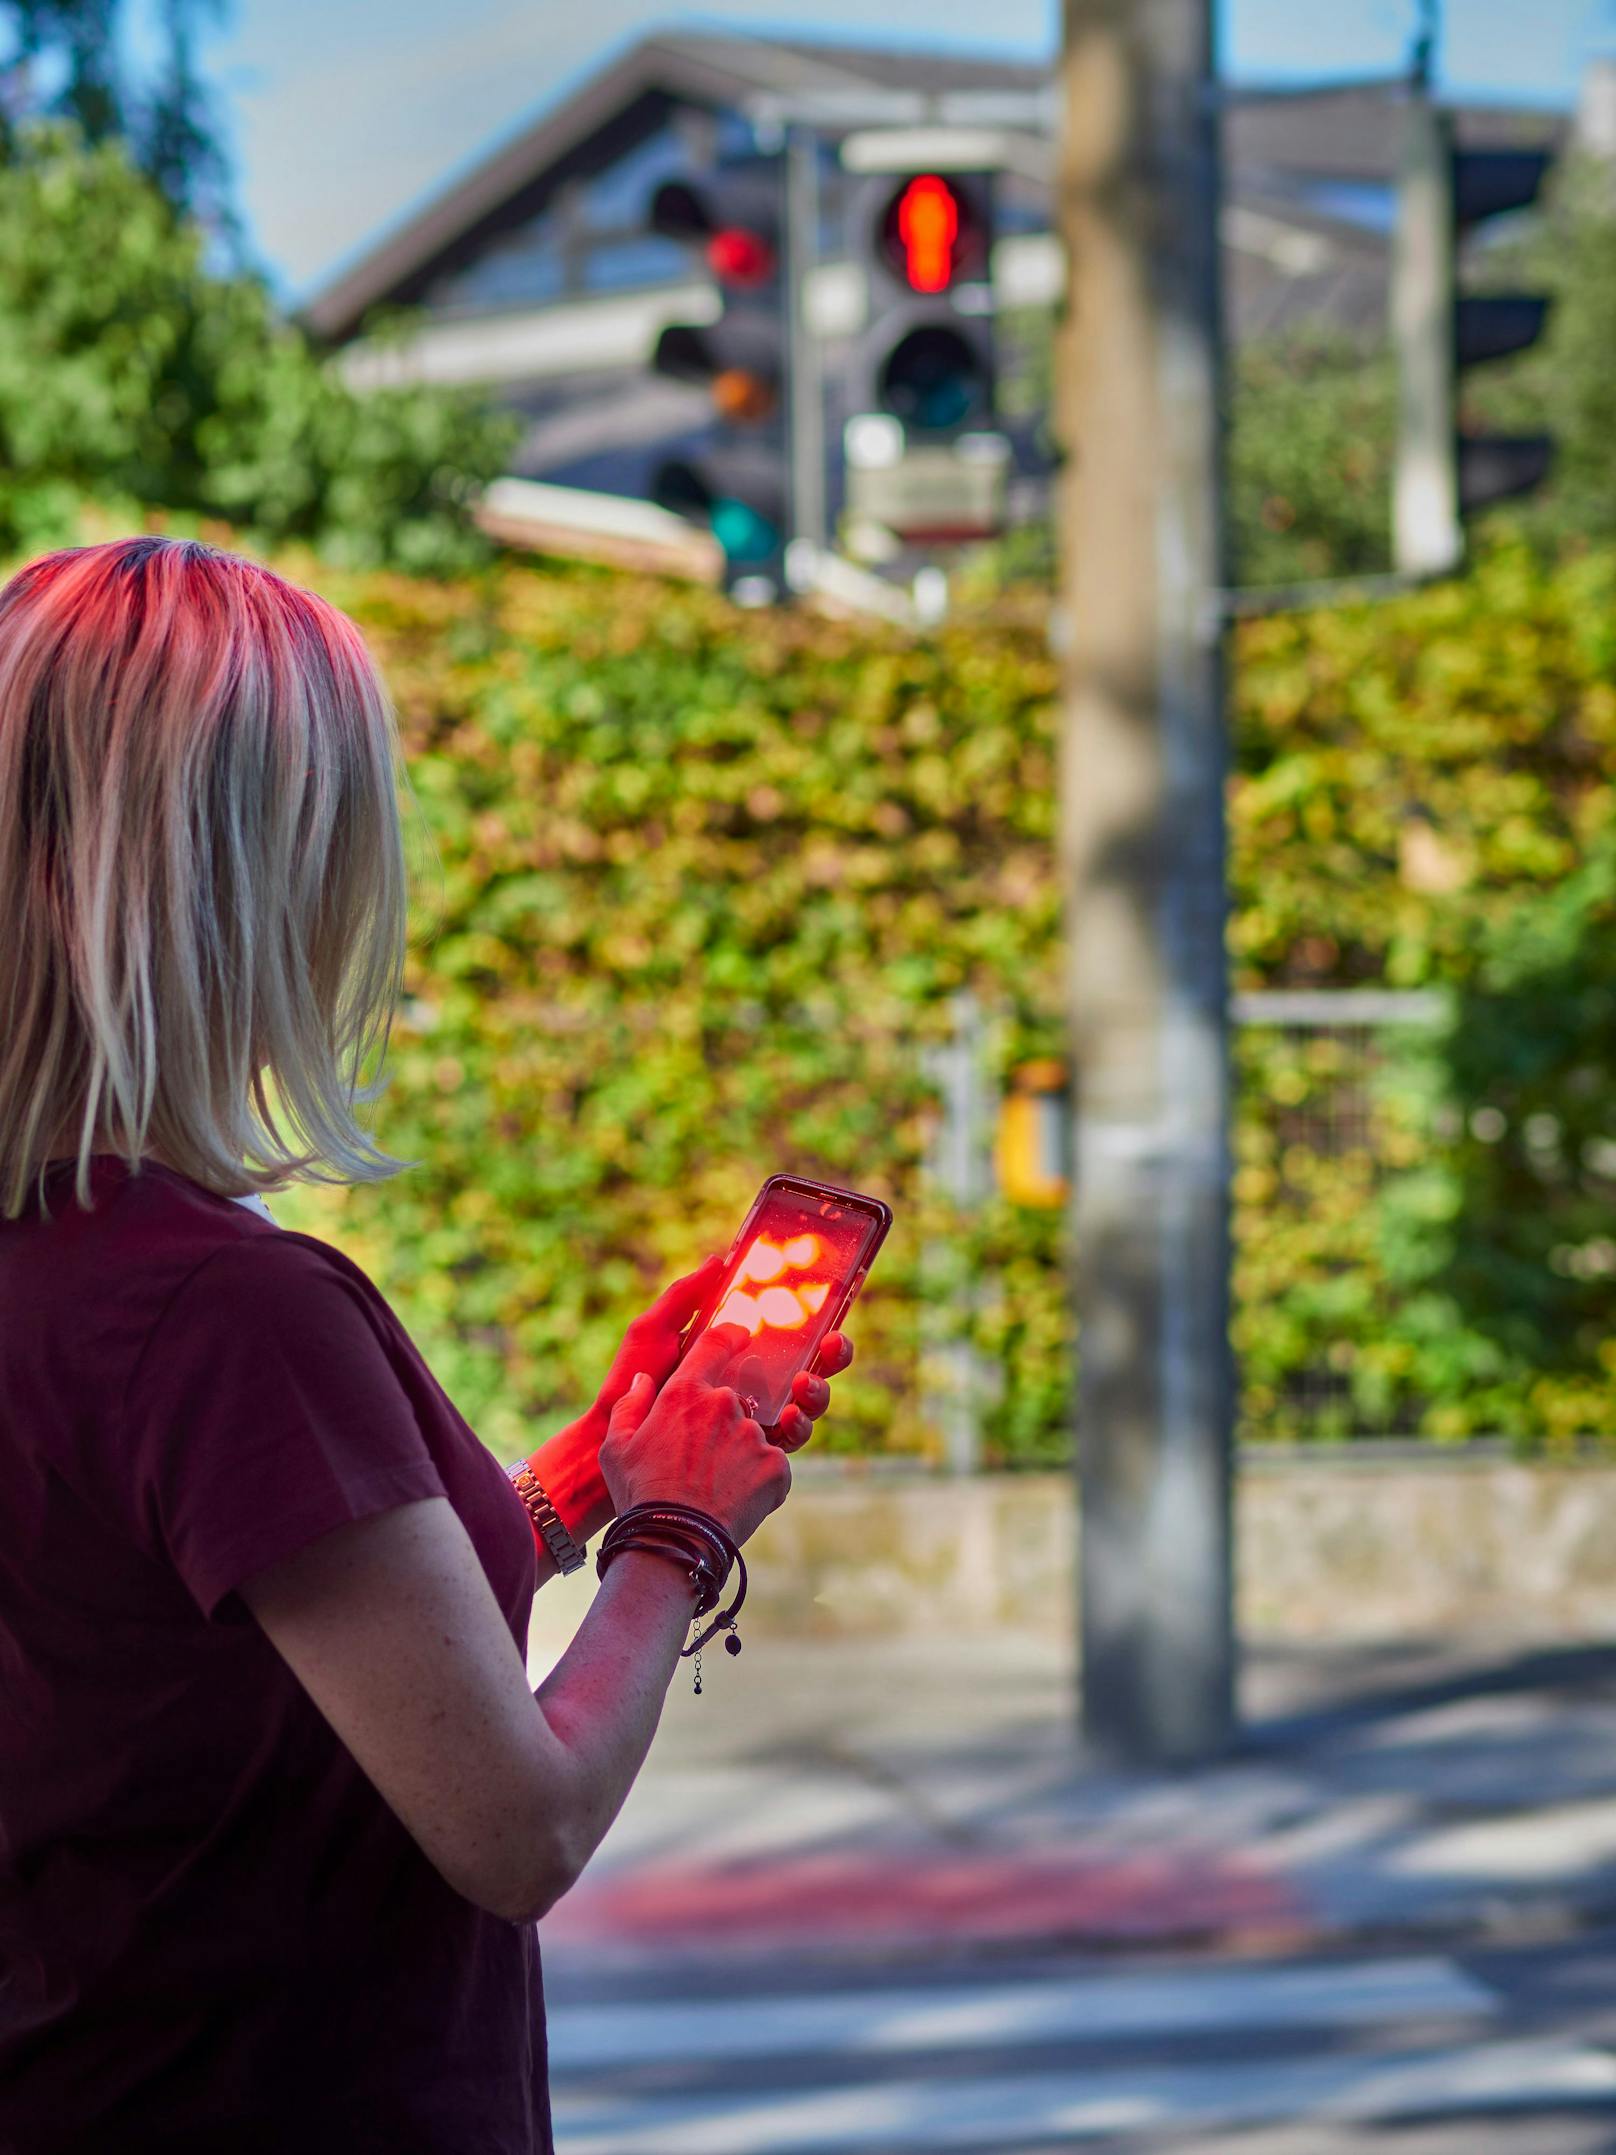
left=918, top=988, right=1452, bottom=1469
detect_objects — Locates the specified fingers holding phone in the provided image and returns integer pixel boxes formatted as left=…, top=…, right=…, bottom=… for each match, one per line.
left=771, top=1330, right=856, bottom=1450
left=598, top=1322, right=791, bottom=1549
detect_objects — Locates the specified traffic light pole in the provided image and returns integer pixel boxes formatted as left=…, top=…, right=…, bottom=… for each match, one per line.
left=784, top=124, right=827, bottom=554
left=1055, top=0, right=1237, bottom=1766
left=1393, top=91, right=1463, bottom=576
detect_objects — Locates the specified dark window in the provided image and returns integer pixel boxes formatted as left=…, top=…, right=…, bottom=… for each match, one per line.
left=418, top=103, right=784, bottom=315
left=1290, top=176, right=1396, bottom=234
left=578, top=121, right=689, bottom=230
left=580, top=232, right=692, bottom=290
left=995, top=170, right=1052, bottom=237
left=714, top=109, right=757, bottom=161
left=426, top=214, right=569, bottom=311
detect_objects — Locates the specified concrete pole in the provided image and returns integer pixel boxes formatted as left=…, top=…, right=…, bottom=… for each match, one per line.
left=1054, top=0, right=1237, bottom=1765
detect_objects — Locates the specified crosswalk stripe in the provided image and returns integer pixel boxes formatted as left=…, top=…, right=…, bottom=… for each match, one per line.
left=550, top=2035, right=1616, bottom=2155
left=547, top=1955, right=1495, bottom=2072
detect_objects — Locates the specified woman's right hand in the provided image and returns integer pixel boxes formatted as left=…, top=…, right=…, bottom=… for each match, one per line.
left=597, top=1321, right=791, bottom=1549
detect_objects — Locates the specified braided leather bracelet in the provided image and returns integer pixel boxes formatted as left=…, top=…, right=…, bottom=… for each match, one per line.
left=597, top=1503, right=748, bottom=1695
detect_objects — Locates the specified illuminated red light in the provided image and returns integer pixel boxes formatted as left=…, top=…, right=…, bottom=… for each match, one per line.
left=707, top=228, right=775, bottom=285
left=896, top=175, right=960, bottom=294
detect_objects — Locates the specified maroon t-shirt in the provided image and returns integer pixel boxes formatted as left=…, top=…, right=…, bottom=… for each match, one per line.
left=0, top=1155, right=552, bottom=2155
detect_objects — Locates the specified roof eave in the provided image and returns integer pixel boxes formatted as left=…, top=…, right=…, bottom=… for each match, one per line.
left=299, top=33, right=780, bottom=343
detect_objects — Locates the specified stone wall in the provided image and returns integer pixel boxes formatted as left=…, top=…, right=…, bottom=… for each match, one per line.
left=526, top=1448, right=1616, bottom=1652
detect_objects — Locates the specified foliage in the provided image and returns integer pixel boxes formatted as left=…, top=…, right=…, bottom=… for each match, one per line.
left=10, top=526, right=1603, bottom=1460
left=1230, top=535, right=1616, bottom=1445
left=1370, top=830, right=1616, bottom=1446
left=1226, top=328, right=1396, bottom=588
left=0, top=121, right=522, bottom=571
left=0, top=0, right=236, bottom=235
left=258, top=546, right=1067, bottom=1468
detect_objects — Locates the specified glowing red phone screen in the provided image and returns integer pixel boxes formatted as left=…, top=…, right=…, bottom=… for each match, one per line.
left=681, top=1177, right=890, bottom=1429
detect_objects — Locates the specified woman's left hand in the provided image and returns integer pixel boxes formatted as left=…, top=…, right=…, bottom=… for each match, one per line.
left=594, top=1252, right=855, bottom=1451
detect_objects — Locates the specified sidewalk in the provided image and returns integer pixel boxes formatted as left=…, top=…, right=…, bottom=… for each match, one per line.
left=531, top=1622, right=1616, bottom=1975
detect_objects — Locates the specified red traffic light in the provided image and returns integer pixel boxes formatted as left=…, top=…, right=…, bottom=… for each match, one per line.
left=706, top=228, right=776, bottom=286
left=885, top=174, right=966, bottom=294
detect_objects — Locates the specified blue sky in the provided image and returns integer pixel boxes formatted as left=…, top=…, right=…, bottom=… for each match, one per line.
left=141, top=0, right=1616, bottom=305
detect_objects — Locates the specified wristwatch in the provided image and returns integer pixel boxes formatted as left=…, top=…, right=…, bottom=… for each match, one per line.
left=506, top=1461, right=588, bottom=1575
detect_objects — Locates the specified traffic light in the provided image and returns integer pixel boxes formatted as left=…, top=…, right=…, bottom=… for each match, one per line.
left=843, top=165, right=1007, bottom=549
left=645, top=154, right=791, bottom=600
left=1393, top=99, right=1555, bottom=576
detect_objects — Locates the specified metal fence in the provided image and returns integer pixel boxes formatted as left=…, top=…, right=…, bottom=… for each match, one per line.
left=918, top=988, right=1451, bottom=1467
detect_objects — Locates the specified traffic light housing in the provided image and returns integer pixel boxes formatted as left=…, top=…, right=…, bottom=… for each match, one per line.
left=1393, top=100, right=1555, bottom=576
left=851, top=169, right=996, bottom=442
left=842, top=165, right=1007, bottom=549
left=644, top=154, right=791, bottom=600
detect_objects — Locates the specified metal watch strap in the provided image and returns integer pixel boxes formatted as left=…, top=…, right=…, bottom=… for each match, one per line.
left=506, top=1461, right=588, bottom=1575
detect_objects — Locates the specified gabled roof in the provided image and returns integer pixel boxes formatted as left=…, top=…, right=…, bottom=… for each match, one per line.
left=1228, top=73, right=1569, bottom=183
left=300, top=28, right=1567, bottom=347
left=301, top=30, right=1050, bottom=343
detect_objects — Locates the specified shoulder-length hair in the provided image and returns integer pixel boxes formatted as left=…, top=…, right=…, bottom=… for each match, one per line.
left=0, top=534, right=436, bottom=1221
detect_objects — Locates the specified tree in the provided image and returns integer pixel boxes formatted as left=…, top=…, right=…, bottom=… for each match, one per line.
left=0, top=120, right=522, bottom=572
left=1374, top=810, right=1616, bottom=1445
left=0, top=0, right=236, bottom=241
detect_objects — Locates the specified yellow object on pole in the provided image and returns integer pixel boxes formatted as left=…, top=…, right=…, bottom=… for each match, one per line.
left=994, top=1060, right=1069, bottom=1207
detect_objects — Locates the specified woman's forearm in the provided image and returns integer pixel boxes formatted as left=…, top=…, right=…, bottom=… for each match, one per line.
left=530, top=1546, right=700, bottom=1894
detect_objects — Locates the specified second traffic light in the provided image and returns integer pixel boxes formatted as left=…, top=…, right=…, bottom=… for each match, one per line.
left=646, top=154, right=791, bottom=600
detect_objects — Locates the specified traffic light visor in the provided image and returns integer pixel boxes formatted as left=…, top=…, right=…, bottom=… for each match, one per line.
left=881, top=175, right=974, bottom=293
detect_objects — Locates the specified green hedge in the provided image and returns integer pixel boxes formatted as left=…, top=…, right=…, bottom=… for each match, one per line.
left=37, top=527, right=1611, bottom=1460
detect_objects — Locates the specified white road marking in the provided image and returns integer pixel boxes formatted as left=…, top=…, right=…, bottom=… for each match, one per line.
left=551, top=2035, right=1616, bottom=2155
left=547, top=1955, right=1495, bottom=2072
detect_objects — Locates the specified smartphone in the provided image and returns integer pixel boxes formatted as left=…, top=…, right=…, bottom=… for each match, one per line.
left=675, top=1175, right=894, bottom=1430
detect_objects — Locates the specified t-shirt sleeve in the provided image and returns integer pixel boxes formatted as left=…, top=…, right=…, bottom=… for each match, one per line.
left=122, top=1236, right=449, bottom=1619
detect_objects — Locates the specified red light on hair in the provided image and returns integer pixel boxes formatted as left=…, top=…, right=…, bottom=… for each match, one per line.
left=896, top=176, right=960, bottom=294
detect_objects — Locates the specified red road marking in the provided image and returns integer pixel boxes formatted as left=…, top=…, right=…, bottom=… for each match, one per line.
left=544, top=1848, right=1311, bottom=1949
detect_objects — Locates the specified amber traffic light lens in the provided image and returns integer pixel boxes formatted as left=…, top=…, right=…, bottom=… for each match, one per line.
left=711, top=367, right=777, bottom=422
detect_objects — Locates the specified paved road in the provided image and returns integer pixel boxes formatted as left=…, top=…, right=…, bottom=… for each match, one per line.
left=543, top=1927, right=1616, bottom=2153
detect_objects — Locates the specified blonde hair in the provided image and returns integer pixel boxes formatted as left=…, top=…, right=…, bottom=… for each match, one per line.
left=0, top=534, right=435, bottom=1222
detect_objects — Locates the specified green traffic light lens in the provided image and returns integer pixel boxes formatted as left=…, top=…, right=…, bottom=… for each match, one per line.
left=710, top=499, right=780, bottom=563
left=878, top=326, right=987, bottom=433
